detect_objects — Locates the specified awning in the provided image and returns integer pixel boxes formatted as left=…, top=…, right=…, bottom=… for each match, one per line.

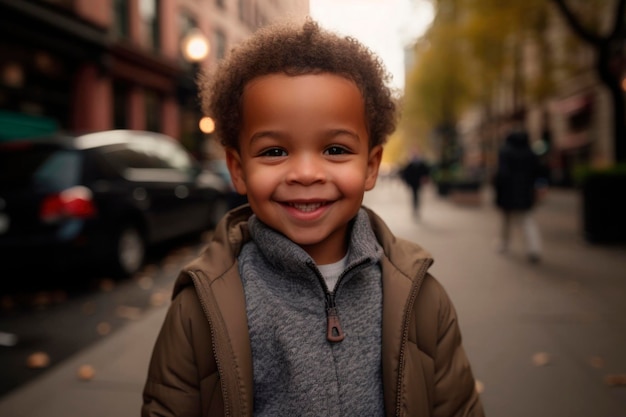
left=0, top=111, right=58, bottom=141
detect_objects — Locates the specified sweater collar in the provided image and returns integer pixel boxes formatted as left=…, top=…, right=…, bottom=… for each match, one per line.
left=247, top=208, right=383, bottom=275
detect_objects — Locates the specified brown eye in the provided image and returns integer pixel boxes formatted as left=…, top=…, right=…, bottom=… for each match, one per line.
left=325, top=146, right=350, bottom=156
left=260, top=148, right=287, bottom=157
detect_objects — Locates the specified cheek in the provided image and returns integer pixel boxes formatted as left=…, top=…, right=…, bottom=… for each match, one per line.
left=333, top=165, right=370, bottom=194
left=244, top=169, right=277, bottom=198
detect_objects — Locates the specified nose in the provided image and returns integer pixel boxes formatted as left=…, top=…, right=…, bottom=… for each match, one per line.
left=285, top=153, right=326, bottom=185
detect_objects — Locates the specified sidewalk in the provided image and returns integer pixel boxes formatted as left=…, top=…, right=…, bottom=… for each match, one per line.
left=0, top=302, right=167, bottom=417
left=0, top=181, right=624, bottom=417
left=367, top=180, right=626, bottom=417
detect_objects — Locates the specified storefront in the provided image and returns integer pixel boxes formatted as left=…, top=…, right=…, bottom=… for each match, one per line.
left=0, top=0, right=107, bottom=136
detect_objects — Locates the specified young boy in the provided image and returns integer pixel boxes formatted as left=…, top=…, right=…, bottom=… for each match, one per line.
left=142, top=18, right=484, bottom=417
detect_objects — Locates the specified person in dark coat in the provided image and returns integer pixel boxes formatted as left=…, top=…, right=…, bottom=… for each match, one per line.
left=400, top=151, right=430, bottom=217
left=494, top=122, right=544, bottom=263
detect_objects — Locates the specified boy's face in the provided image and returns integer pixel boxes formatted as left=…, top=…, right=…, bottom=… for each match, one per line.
left=226, top=73, right=382, bottom=264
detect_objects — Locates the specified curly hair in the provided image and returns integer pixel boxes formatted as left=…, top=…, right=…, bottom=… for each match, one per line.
left=199, top=17, right=398, bottom=150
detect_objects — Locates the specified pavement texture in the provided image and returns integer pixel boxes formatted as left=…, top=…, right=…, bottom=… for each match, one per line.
left=0, top=178, right=625, bottom=417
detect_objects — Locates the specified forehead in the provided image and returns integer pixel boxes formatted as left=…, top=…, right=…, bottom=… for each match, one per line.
left=243, top=72, right=361, bottom=93
left=241, top=73, right=366, bottom=129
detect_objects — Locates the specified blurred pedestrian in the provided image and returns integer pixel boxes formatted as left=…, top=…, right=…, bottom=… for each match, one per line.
left=399, top=149, right=430, bottom=217
left=493, top=112, right=545, bottom=263
left=142, top=17, right=484, bottom=417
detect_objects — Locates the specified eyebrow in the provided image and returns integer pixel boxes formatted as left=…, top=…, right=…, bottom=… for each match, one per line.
left=249, top=128, right=361, bottom=143
left=249, top=130, right=284, bottom=143
left=325, top=128, right=361, bottom=141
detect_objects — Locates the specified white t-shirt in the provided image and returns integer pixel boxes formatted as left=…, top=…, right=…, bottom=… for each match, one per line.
left=317, top=254, right=349, bottom=293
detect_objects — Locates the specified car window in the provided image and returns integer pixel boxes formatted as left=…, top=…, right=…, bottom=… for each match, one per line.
left=0, top=143, right=81, bottom=191
left=151, top=139, right=196, bottom=172
left=103, top=143, right=166, bottom=170
left=101, top=138, right=195, bottom=174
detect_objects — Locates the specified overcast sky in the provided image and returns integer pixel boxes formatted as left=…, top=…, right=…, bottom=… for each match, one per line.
left=309, top=0, right=434, bottom=91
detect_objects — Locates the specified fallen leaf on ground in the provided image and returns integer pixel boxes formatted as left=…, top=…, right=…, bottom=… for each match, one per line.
left=97, top=322, right=112, bottom=336
left=532, top=352, right=551, bottom=366
left=605, top=374, right=626, bottom=386
left=27, top=352, right=50, bottom=369
left=77, top=364, right=96, bottom=381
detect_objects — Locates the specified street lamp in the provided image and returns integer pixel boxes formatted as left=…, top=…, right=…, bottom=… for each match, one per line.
left=199, top=116, right=215, bottom=134
left=179, top=28, right=210, bottom=160
left=181, top=29, right=210, bottom=63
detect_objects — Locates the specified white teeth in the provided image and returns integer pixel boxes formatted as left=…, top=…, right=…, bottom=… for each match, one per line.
left=290, top=202, right=323, bottom=212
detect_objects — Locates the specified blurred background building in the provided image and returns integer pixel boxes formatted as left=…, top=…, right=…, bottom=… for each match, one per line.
left=402, top=0, right=626, bottom=189
left=0, top=0, right=309, bottom=156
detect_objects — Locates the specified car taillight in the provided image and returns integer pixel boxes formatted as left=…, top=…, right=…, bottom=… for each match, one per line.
left=40, top=186, right=97, bottom=223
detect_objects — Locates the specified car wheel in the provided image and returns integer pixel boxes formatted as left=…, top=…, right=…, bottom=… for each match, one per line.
left=209, top=197, right=229, bottom=229
left=111, top=225, right=145, bottom=277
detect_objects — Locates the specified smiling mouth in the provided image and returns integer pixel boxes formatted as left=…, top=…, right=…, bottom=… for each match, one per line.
left=286, top=202, right=328, bottom=212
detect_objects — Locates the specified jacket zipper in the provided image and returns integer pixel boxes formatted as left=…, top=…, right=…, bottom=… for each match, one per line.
left=307, top=259, right=369, bottom=343
left=188, top=271, right=231, bottom=417
left=394, top=259, right=432, bottom=417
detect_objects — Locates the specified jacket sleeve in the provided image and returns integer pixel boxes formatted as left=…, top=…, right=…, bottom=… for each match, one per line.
left=141, top=287, right=206, bottom=417
left=429, top=279, right=485, bottom=417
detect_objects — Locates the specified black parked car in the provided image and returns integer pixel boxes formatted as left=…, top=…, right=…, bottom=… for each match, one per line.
left=0, top=130, right=230, bottom=278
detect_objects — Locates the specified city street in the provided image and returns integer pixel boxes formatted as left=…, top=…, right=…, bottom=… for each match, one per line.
left=0, top=234, right=207, bottom=397
left=368, top=178, right=626, bottom=417
left=1, top=178, right=625, bottom=417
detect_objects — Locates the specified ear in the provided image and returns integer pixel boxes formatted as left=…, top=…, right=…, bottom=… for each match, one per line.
left=364, top=145, right=383, bottom=191
left=225, top=147, right=248, bottom=195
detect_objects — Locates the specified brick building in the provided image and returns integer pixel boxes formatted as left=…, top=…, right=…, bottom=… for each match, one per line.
left=0, top=0, right=309, bottom=154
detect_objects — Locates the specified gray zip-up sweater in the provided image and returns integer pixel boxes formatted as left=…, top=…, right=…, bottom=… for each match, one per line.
left=239, top=209, right=385, bottom=416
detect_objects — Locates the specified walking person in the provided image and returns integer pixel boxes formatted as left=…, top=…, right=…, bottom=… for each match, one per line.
left=142, top=17, right=484, bottom=417
left=494, top=112, right=545, bottom=264
left=399, top=150, right=430, bottom=218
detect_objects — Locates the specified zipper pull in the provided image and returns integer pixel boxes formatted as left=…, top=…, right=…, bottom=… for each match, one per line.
left=326, top=306, right=345, bottom=342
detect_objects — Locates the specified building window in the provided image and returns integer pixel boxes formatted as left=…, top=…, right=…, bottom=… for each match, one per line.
left=113, top=0, right=130, bottom=39
left=215, top=29, right=226, bottom=60
left=113, top=82, right=128, bottom=129
left=139, top=0, right=160, bottom=51
left=179, top=13, right=196, bottom=36
left=145, top=89, right=161, bottom=132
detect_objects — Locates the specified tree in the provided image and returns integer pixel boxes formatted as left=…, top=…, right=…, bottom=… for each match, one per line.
left=402, top=0, right=472, bottom=168
left=550, top=0, right=626, bottom=163
left=403, top=0, right=554, bottom=171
